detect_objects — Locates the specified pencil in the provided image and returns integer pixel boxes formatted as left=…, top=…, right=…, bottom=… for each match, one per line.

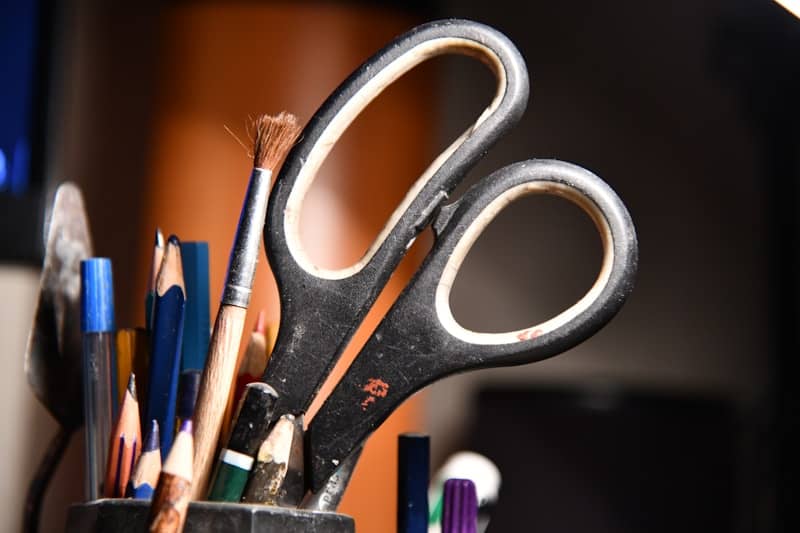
left=116, top=327, right=149, bottom=410
left=221, top=310, right=271, bottom=442
left=103, top=373, right=141, bottom=497
left=145, top=228, right=165, bottom=331
left=175, top=369, right=201, bottom=436
left=398, top=433, right=430, bottom=533
left=146, top=420, right=194, bottom=533
left=191, top=112, right=300, bottom=498
left=145, top=236, right=186, bottom=456
left=128, top=420, right=161, bottom=499
left=179, top=241, right=210, bottom=372
left=240, top=413, right=304, bottom=506
left=207, top=382, right=278, bottom=502
left=235, top=310, right=271, bottom=406
left=80, top=257, right=117, bottom=500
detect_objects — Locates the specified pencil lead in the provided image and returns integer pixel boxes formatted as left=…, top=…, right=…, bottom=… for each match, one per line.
left=144, top=420, right=160, bottom=453
left=179, top=418, right=193, bottom=434
left=156, top=236, right=185, bottom=295
left=127, top=373, right=137, bottom=400
left=254, top=309, right=267, bottom=335
left=252, top=112, right=301, bottom=170
left=155, top=228, right=164, bottom=248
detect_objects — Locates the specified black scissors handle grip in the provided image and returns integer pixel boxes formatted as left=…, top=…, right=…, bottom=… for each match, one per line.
left=263, top=20, right=529, bottom=419
left=307, top=159, right=638, bottom=490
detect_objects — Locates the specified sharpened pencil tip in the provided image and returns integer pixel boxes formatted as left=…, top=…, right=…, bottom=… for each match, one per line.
left=179, top=419, right=193, bottom=434
left=156, top=237, right=185, bottom=295
left=254, top=309, right=266, bottom=334
left=144, top=420, right=160, bottom=452
left=127, top=372, right=137, bottom=399
left=252, top=112, right=302, bottom=170
left=155, top=228, right=164, bottom=248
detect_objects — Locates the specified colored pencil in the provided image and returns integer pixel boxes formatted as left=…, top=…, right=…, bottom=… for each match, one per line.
left=191, top=113, right=301, bottom=498
left=235, top=310, right=271, bottom=407
left=240, top=413, right=304, bottom=506
left=116, top=327, right=149, bottom=410
left=146, top=420, right=194, bottom=532
left=179, top=241, right=210, bottom=372
left=175, top=369, right=201, bottom=435
left=103, top=373, right=141, bottom=497
left=80, top=257, right=117, bottom=500
left=207, top=382, right=278, bottom=502
left=145, top=228, right=164, bottom=331
left=145, top=236, right=186, bottom=456
left=221, top=310, right=271, bottom=442
left=398, top=433, right=430, bottom=533
left=127, top=420, right=161, bottom=499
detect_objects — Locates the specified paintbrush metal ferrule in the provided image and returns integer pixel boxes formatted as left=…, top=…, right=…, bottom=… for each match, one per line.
left=221, top=167, right=272, bottom=308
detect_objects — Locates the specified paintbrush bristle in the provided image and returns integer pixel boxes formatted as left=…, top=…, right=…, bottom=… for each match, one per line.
left=252, top=112, right=301, bottom=170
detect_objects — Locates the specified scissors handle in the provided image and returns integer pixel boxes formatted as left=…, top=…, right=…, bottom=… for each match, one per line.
left=263, top=19, right=530, bottom=419
left=307, top=159, right=638, bottom=490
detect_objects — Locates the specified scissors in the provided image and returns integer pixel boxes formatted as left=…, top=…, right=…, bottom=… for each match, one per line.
left=258, top=19, right=638, bottom=494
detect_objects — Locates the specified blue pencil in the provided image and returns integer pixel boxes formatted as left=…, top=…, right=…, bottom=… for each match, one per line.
left=127, top=419, right=161, bottom=499
left=145, top=235, right=186, bottom=456
left=398, top=433, right=430, bottom=533
left=179, top=241, right=210, bottom=371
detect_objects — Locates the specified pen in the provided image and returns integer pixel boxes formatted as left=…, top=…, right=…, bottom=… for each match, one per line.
left=80, top=257, right=116, bottom=500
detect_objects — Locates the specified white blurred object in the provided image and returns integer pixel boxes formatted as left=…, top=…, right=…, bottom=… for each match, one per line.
left=428, top=451, right=501, bottom=533
left=776, top=0, right=800, bottom=19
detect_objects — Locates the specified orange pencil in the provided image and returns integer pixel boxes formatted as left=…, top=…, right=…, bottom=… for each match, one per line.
left=103, top=373, right=142, bottom=497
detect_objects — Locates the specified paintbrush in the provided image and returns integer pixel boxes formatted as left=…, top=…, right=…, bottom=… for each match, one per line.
left=191, top=112, right=300, bottom=498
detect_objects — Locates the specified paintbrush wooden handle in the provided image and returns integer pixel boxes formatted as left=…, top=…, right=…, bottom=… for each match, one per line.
left=191, top=304, right=247, bottom=499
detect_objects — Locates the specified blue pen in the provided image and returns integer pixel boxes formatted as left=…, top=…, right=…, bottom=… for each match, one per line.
left=81, top=257, right=117, bottom=500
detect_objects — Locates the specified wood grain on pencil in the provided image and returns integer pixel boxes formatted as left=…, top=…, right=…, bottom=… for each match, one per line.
left=103, top=374, right=141, bottom=498
left=147, top=421, right=193, bottom=533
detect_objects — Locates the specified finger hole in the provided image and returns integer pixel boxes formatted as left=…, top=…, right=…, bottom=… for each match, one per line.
left=285, top=37, right=508, bottom=280
left=436, top=181, right=614, bottom=345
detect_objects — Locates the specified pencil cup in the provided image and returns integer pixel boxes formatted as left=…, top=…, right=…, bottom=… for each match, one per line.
left=66, top=499, right=355, bottom=532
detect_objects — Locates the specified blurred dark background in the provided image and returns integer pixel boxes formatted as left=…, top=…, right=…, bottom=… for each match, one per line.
left=1, top=0, right=798, bottom=531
